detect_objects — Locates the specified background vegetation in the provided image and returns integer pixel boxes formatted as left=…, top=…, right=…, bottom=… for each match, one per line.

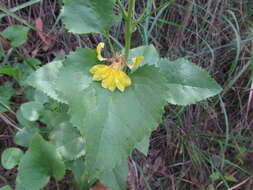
left=0, top=0, right=253, bottom=189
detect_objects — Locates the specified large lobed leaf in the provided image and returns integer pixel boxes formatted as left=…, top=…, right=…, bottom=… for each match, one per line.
left=159, top=58, right=222, bottom=105
left=55, top=48, right=167, bottom=181
left=61, top=0, right=119, bottom=34
left=129, top=45, right=222, bottom=105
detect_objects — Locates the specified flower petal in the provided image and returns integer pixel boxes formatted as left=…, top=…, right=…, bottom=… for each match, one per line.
left=90, top=64, right=108, bottom=74
left=102, top=70, right=116, bottom=92
left=92, top=66, right=111, bottom=81
left=118, top=71, right=131, bottom=87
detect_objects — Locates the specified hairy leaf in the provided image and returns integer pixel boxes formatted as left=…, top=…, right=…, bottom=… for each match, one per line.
left=49, top=122, right=85, bottom=160
left=26, top=61, right=67, bottom=103
left=61, top=0, right=118, bottom=34
left=160, top=58, right=222, bottom=105
left=56, top=48, right=167, bottom=180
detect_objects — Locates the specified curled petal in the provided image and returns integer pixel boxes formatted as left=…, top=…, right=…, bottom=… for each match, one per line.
left=96, top=42, right=106, bottom=61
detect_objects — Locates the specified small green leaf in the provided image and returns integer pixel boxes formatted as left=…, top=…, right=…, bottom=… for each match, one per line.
left=224, top=174, right=238, bottom=182
left=66, top=159, right=86, bottom=188
left=0, top=66, right=21, bottom=81
left=61, top=0, right=119, bottom=34
left=26, top=61, right=67, bottom=103
left=2, top=25, right=29, bottom=47
left=40, top=110, right=69, bottom=130
left=210, top=172, right=220, bottom=181
left=160, top=58, right=222, bottom=105
left=17, top=134, right=65, bottom=190
left=14, top=58, right=41, bottom=85
left=0, top=82, right=15, bottom=113
left=1, top=148, right=24, bottom=169
left=49, top=122, right=85, bottom=160
left=16, top=108, right=38, bottom=128
left=14, top=125, right=39, bottom=147
left=56, top=48, right=167, bottom=180
left=34, top=90, right=49, bottom=104
left=20, top=101, right=43, bottom=121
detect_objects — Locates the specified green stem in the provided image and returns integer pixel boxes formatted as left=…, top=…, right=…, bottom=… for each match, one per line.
left=124, top=0, right=135, bottom=60
left=105, top=32, right=116, bottom=55
left=116, top=0, right=127, bottom=19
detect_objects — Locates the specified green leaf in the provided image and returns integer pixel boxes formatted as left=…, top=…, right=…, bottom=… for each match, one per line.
left=66, top=159, right=86, bottom=188
left=1, top=148, right=24, bottom=169
left=210, top=172, right=221, bottom=181
left=49, top=122, right=85, bottom=160
left=14, top=58, right=41, bottom=85
left=2, top=25, right=29, bottom=47
left=34, top=90, right=49, bottom=104
left=26, top=61, right=67, bottom=103
left=40, top=110, right=69, bottom=130
left=0, top=82, right=15, bottom=113
left=61, top=0, right=119, bottom=34
left=20, top=101, right=43, bottom=121
left=17, top=134, right=65, bottom=190
left=16, top=108, right=38, bottom=128
left=0, top=185, right=13, bottom=190
left=0, top=66, right=21, bottom=81
left=14, top=125, right=39, bottom=147
left=128, top=45, right=160, bottom=68
left=224, top=174, right=238, bottom=182
left=56, top=48, right=167, bottom=180
left=100, top=160, right=128, bottom=190
left=160, top=58, right=222, bottom=105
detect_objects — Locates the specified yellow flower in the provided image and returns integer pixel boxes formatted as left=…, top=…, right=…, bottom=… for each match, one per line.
left=90, top=43, right=144, bottom=92
left=90, top=64, right=131, bottom=92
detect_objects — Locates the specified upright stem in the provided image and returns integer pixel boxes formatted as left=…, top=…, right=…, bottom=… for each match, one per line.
left=124, top=0, right=135, bottom=60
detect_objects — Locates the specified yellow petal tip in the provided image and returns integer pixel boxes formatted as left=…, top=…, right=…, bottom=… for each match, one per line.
left=131, top=56, right=144, bottom=68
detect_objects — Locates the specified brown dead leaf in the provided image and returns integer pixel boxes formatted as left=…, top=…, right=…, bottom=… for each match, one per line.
left=0, top=36, right=11, bottom=51
left=89, top=182, right=111, bottom=190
